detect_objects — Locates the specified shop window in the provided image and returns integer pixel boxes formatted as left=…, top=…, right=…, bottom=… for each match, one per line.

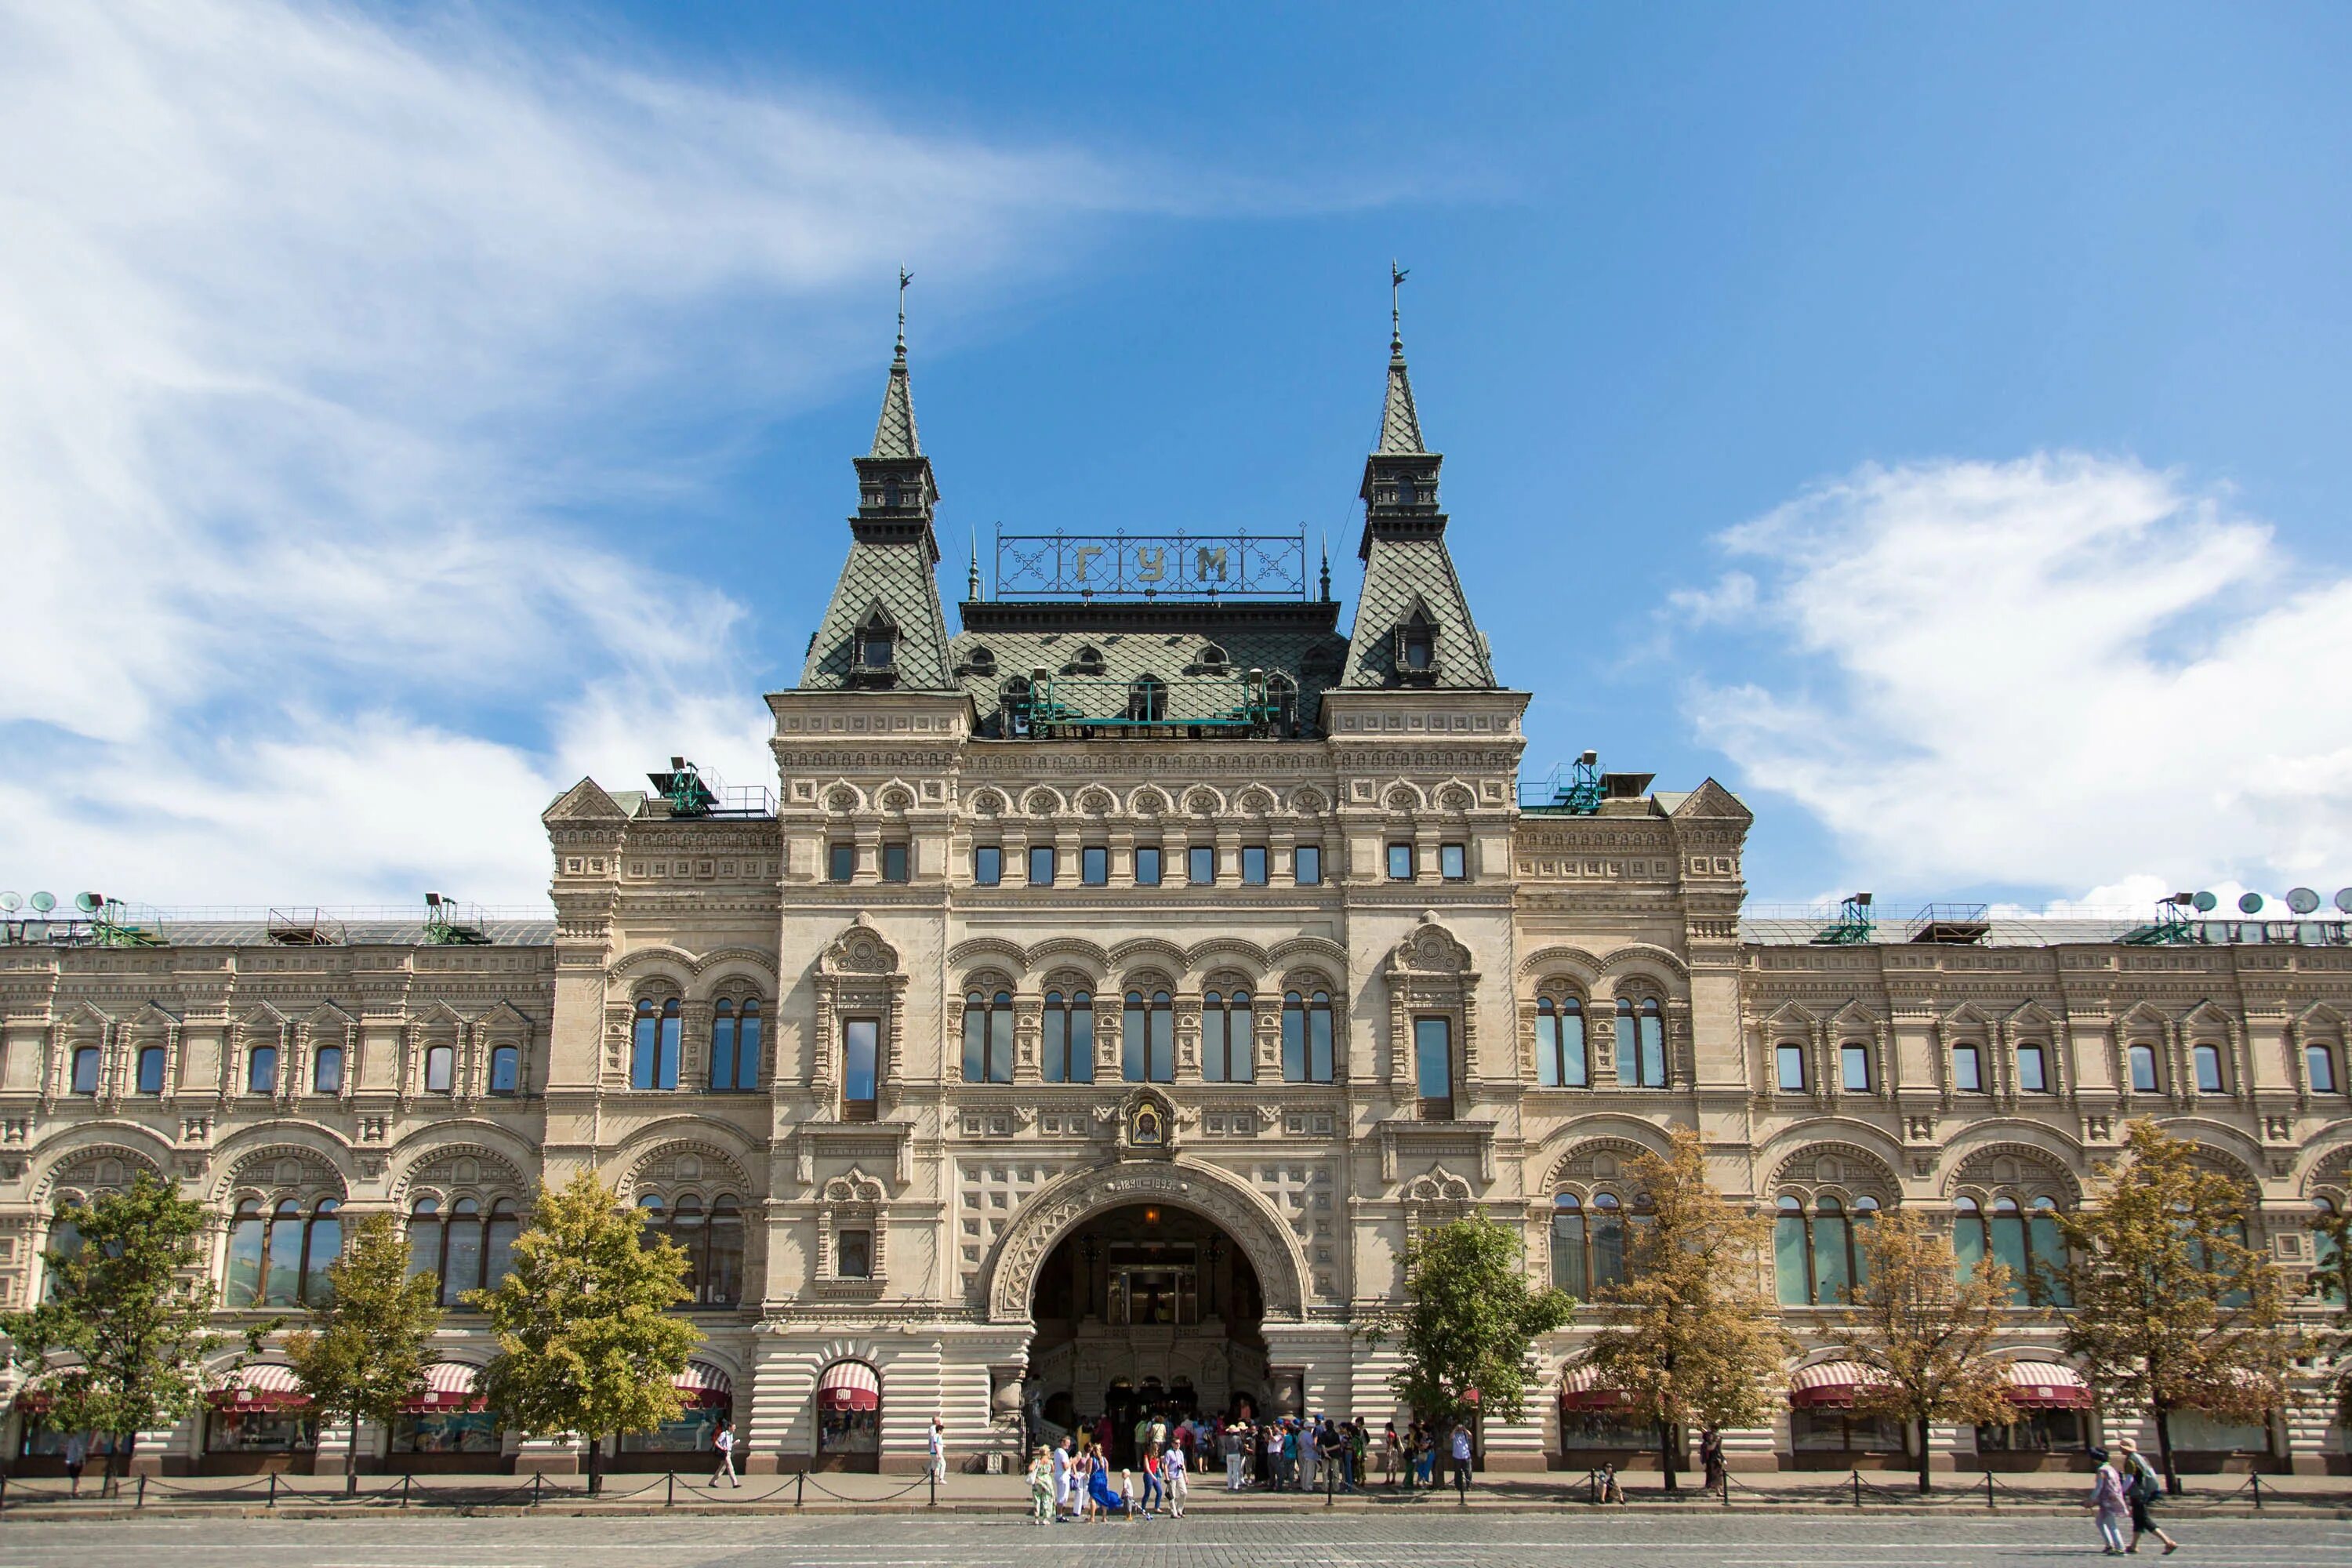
left=207, top=1407, right=318, bottom=1457
left=136, top=1045, right=166, bottom=1095
left=394, top=1407, right=501, bottom=1455
left=1414, top=1016, right=1454, bottom=1118
left=1043, top=992, right=1094, bottom=1084
left=2128, top=1043, right=2160, bottom=1092
left=2017, top=1043, right=2048, bottom=1094
left=973, top=846, right=1002, bottom=886
left=1188, top=846, right=1215, bottom=885
left=962, top=991, right=1014, bottom=1083
left=311, top=1044, right=343, bottom=1096
left=1123, top=990, right=1174, bottom=1083
left=1791, top=1409, right=1904, bottom=1454
left=1294, top=844, right=1322, bottom=886
left=1082, top=846, right=1109, bottom=886
left=711, top=999, right=763, bottom=1091
left=843, top=1016, right=880, bottom=1117
left=1283, top=990, right=1334, bottom=1083
left=1615, top=997, right=1668, bottom=1087
left=1241, top=846, right=1269, bottom=885
left=1841, top=1043, right=1871, bottom=1092
left=1028, top=846, right=1056, bottom=887
left=1976, top=1410, right=2085, bottom=1452
left=228, top=1197, right=340, bottom=1308
left=1535, top=998, right=1587, bottom=1088
left=1776, top=1044, right=1806, bottom=1093
left=880, top=842, right=910, bottom=884
left=1202, top=990, right=1254, bottom=1083
left=425, top=1044, right=454, bottom=1094
left=1386, top=843, right=1414, bottom=881
left=631, top=998, right=681, bottom=1090
left=1134, top=845, right=1162, bottom=886
left=488, top=1043, right=520, bottom=1095
left=2194, top=1043, right=2226, bottom=1093
left=247, top=1044, right=278, bottom=1095
left=1439, top=843, right=1467, bottom=880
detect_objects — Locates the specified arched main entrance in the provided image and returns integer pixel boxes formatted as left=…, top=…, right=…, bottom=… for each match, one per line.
left=1025, top=1203, right=1267, bottom=1467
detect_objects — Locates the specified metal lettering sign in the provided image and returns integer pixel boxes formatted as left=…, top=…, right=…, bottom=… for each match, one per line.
left=993, top=529, right=1307, bottom=599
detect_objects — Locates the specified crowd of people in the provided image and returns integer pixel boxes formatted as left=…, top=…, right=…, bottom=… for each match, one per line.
left=1024, top=1408, right=1481, bottom=1523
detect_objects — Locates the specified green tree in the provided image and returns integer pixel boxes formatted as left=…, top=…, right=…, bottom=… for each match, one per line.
left=281, top=1211, right=442, bottom=1494
left=1581, top=1129, right=1792, bottom=1491
left=0, top=1174, right=265, bottom=1493
left=471, top=1171, right=699, bottom=1493
left=2056, top=1121, right=2303, bottom=1494
left=2310, top=1203, right=2352, bottom=1425
left=1828, top=1206, right=2019, bottom=1494
left=1364, top=1209, right=1573, bottom=1446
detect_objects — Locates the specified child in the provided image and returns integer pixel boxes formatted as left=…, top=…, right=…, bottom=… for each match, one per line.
left=1120, top=1467, right=1138, bottom=1523
left=1028, top=1446, right=1053, bottom=1526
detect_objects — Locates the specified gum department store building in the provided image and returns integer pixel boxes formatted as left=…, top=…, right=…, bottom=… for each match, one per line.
left=5, top=320, right=2350, bottom=1479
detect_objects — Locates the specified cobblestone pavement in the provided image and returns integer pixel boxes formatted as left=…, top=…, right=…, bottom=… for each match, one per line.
left=0, top=1512, right=2343, bottom=1568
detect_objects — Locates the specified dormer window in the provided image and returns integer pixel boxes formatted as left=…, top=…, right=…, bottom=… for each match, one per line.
left=1127, top=675, right=1167, bottom=722
left=1071, top=645, right=1105, bottom=677
left=1394, top=604, right=1438, bottom=682
left=966, top=646, right=996, bottom=677
left=882, top=479, right=901, bottom=508
left=1197, top=644, right=1229, bottom=675
left=1397, top=476, right=1418, bottom=505
left=850, top=606, right=898, bottom=685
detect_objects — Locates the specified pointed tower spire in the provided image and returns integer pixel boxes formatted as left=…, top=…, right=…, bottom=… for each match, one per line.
left=967, top=531, right=982, bottom=601
left=1377, top=261, right=1425, bottom=455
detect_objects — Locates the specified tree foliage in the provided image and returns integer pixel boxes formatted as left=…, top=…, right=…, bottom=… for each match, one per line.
left=281, top=1210, right=442, bottom=1491
left=1364, top=1208, right=1572, bottom=1429
left=2055, top=1121, right=2303, bottom=1491
left=1829, top=1205, right=2020, bottom=1494
left=0, top=1174, right=263, bottom=1490
left=1581, top=1128, right=1792, bottom=1490
left=2310, top=1202, right=2352, bottom=1425
left=471, top=1171, right=699, bottom=1490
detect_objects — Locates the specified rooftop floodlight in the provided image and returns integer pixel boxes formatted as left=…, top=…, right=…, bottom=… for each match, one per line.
left=425, top=891, right=445, bottom=908
left=2163, top=891, right=2196, bottom=906
left=1578, top=750, right=1599, bottom=767
left=28, top=891, right=55, bottom=913
left=2338, top=887, right=2352, bottom=915
left=1853, top=891, right=1873, bottom=908
left=0, top=892, right=18, bottom=913
left=2238, top=891, right=2266, bottom=915
left=671, top=756, right=688, bottom=771
left=2288, top=887, right=2321, bottom=915
left=2192, top=891, right=2219, bottom=913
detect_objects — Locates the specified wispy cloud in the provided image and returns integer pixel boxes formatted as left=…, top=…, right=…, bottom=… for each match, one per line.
left=0, top=0, right=1152, bottom=906
left=1678, top=453, right=2352, bottom=899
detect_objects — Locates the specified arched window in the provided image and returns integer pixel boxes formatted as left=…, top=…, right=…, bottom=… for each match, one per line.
left=136, top=1045, right=166, bottom=1095
left=1072, top=644, right=1105, bottom=676
left=2193, top=1043, right=2226, bottom=1094
left=69, top=1047, right=100, bottom=1095
left=230, top=1197, right=339, bottom=1308
left=1202, top=990, right=1254, bottom=1083
left=963, top=990, right=1014, bottom=1083
left=1123, top=989, right=1174, bottom=1082
left=1551, top=1194, right=1588, bottom=1295
left=1774, top=1194, right=1876, bottom=1305
left=1952, top=1043, right=1984, bottom=1092
left=1265, top=672, right=1298, bottom=733
left=2310, top=1043, right=2341, bottom=1095
left=2127, top=1042, right=2160, bottom=1093
left=1953, top=1195, right=2069, bottom=1306
left=1127, top=676, right=1167, bottom=722
left=407, top=1195, right=506, bottom=1308
left=312, top=1044, right=343, bottom=1095
left=485, top=1199, right=520, bottom=1292
left=1044, top=990, right=1095, bottom=1083
left=424, top=1042, right=455, bottom=1094
left=406, top=1199, right=441, bottom=1283
left=2016, top=1042, right=2049, bottom=1094
left=711, top=999, right=762, bottom=1091
left=42, top=1210, right=84, bottom=1301
left=488, top=1043, right=520, bottom=1095
left=1776, top=1041, right=1807, bottom=1093
left=631, top=998, right=681, bottom=1090
left=1614, top=997, right=1667, bottom=1087
left=1283, top=990, right=1334, bottom=1083
left=1535, top=998, right=1587, bottom=1088
left=247, top=1044, right=278, bottom=1095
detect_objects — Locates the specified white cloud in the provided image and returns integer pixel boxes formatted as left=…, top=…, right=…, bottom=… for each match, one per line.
left=0, top=0, right=1141, bottom=906
left=1681, top=453, right=2352, bottom=898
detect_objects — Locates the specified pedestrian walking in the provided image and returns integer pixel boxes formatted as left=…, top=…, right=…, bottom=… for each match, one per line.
left=1225, top=1421, right=1246, bottom=1490
left=63, top=1432, right=88, bottom=1498
left=1029, top=1446, right=1054, bottom=1526
left=1142, top=1441, right=1164, bottom=1516
left=1450, top=1421, right=1473, bottom=1501
left=709, top=1420, right=741, bottom=1486
left=2117, top=1438, right=2180, bottom=1555
left=1051, top=1436, right=1073, bottom=1522
left=927, top=1417, right=946, bottom=1483
left=1164, top=1432, right=1189, bottom=1517
left=2091, top=1447, right=2131, bottom=1555
left=1120, top=1466, right=1139, bottom=1523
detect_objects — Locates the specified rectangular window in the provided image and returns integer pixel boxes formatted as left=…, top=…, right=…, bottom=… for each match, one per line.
left=2129, top=1043, right=2159, bottom=1092
left=973, top=845, right=1002, bottom=885
left=1841, top=1042, right=1871, bottom=1092
left=1953, top=1044, right=1983, bottom=1093
left=837, top=1229, right=873, bottom=1279
left=2194, top=1043, right=2224, bottom=1093
left=827, top=843, right=855, bottom=883
left=880, top=842, right=910, bottom=884
left=1134, top=845, right=1163, bottom=886
left=1082, top=846, right=1109, bottom=886
left=1776, top=1044, right=1806, bottom=1092
left=1294, top=844, right=1322, bottom=886
left=844, top=1018, right=879, bottom=1116
left=2017, top=1044, right=2048, bottom=1093
left=1241, top=846, right=1269, bottom=885
left=1414, top=1016, right=1453, bottom=1117
left=1028, top=846, right=1056, bottom=887
left=1439, top=843, right=1467, bottom=880
left=1387, top=843, right=1414, bottom=881
left=1188, top=846, right=1215, bottom=885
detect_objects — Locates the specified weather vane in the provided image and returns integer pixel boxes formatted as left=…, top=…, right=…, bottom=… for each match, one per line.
left=897, top=267, right=913, bottom=351
left=1391, top=260, right=1410, bottom=349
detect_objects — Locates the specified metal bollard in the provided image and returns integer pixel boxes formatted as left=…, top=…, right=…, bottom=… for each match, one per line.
left=401, top=1473, right=412, bottom=1509
left=797, top=1470, right=805, bottom=1509
left=1986, top=1471, right=1995, bottom=1508
left=929, top=1469, right=936, bottom=1508
left=1850, top=1469, right=1861, bottom=1508
left=267, top=1472, right=278, bottom=1509
left=2251, top=1474, right=2262, bottom=1510
left=666, top=1472, right=675, bottom=1508
left=137, top=1474, right=147, bottom=1510
left=532, top=1472, right=544, bottom=1508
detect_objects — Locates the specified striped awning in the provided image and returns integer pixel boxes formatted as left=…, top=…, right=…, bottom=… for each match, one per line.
left=209, top=1363, right=309, bottom=1410
left=1788, top=1360, right=1891, bottom=1410
left=675, top=1362, right=733, bottom=1409
left=401, top=1361, right=486, bottom=1413
left=1999, top=1360, right=2092, bottom=1411
left=1558, top=1363, right=1633, bottom=1411
left=818, top=1359, right=880, bottom=1413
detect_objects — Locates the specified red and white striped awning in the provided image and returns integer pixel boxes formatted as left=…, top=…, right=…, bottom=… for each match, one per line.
left=1558, top=1363, right=1634, bottom=1411
left=401, top=1361, right=486, bottom=1413
left=1788, top=1360, right=1891, bottom=1410
left=675, top=1362, right=733, bottom=1409
left=209, top=1363, right=309, bottom=1410
left=1998, top=1360, right=2092, bottom=1411
left=818, top=1359, right=880, bottom=1413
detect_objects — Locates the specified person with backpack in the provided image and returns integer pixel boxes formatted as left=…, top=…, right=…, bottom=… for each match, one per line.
left=2116, top=1438, right=2180, bottom=1555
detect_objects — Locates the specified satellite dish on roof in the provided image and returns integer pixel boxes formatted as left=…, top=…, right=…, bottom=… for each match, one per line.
left=0, top=891, right=18, bottom=913
left=2191, top=891, right=2218, bottom=913
left=28, top=891, right=55, bottom=913
left=2238, top=892, right=2265, bottom=915
left=2288, top=887, right=2321, bottom=915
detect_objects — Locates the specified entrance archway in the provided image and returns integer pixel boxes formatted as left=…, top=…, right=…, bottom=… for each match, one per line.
left=1025, top=1202, right=1268, bottom=1467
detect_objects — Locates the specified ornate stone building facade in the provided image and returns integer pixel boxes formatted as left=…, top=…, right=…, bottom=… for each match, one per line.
left=4, top=324, right=2349, bottom=1476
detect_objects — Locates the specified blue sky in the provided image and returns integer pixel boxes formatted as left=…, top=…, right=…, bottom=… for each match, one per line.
left=5, top=2, right=2350, bottom=912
